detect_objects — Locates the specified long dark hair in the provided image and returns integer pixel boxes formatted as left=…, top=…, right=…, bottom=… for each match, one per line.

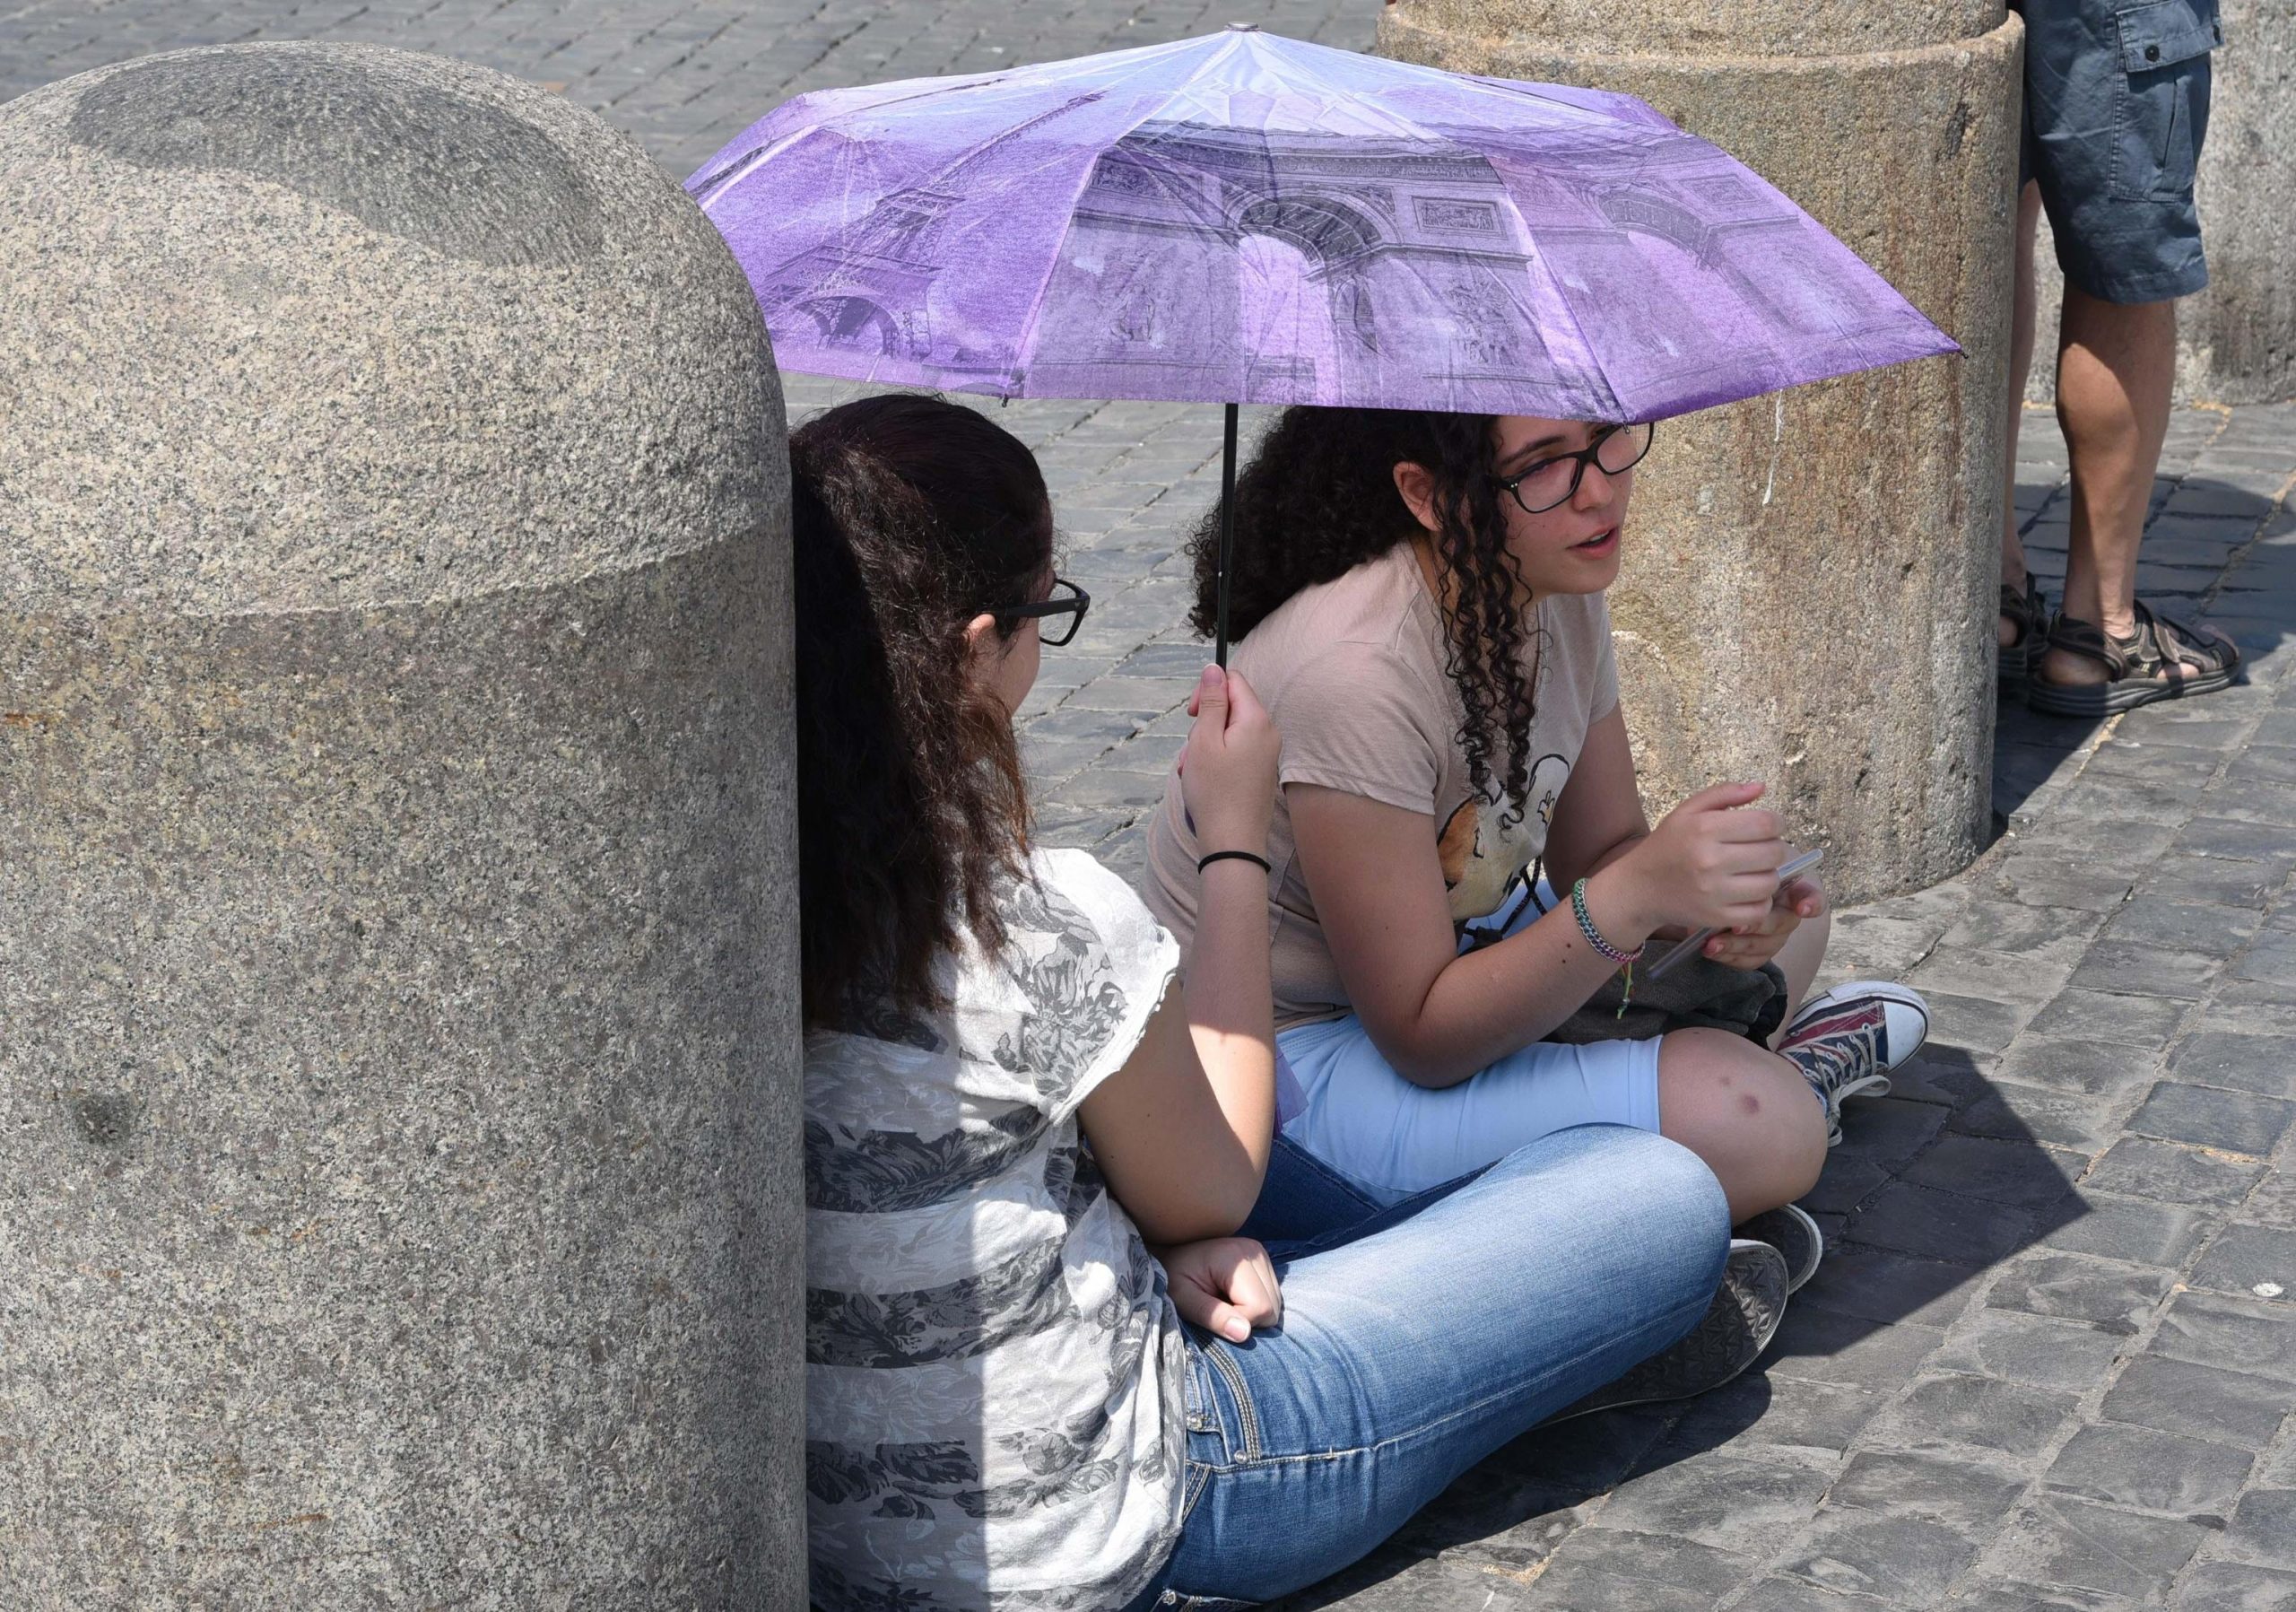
left=1189, top=406, right=1540, bottom=820
left=790, top=394, right=1053, bottom=1031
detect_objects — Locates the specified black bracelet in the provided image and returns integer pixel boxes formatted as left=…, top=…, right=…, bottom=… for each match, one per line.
left=1197, top=850, right=1272, bottom=876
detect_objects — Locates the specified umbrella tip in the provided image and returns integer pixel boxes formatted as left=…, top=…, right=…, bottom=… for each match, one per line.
left=1224, top=21, right=1259, bottom=30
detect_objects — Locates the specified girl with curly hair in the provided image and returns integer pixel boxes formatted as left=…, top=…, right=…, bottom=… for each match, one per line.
left=795, top=395, right=1749, bottom=1610
left=1143, top=407, right=1932, bottom=1248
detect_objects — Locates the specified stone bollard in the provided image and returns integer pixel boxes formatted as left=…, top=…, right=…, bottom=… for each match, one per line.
left=2028, top=0, right=2296, bottom=405
left=1382, top=1, right=2022, bottom=902
left=0, top=44, right=802, bottom=1609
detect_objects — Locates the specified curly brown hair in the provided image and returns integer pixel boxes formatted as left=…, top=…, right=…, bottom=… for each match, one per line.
left=790, top=395, right=1052, bottom=1031
left=1189, top=406, right=1542, bottom=823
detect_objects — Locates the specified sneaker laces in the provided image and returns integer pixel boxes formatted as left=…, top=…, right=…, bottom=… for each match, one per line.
left=1780, top=1000, right=1888, bottom=1111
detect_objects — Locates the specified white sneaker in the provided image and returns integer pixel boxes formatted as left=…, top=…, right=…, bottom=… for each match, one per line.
left=1735, top=1202, right=1824, bottom=1294
left=1780, top=982, right=1931, bottom=1146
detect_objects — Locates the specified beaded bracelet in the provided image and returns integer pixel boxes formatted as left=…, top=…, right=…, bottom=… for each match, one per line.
left=1569, top=878, right=1644, bottom=963
left=1570, top=877, right=1644, bottom=1019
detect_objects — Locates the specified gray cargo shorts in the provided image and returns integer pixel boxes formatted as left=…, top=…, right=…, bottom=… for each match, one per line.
left=2022, top=0, right=2220, bottom=304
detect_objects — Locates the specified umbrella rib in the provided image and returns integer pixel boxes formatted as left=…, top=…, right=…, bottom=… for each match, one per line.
left=1000, top=41, right=1252, bottom=398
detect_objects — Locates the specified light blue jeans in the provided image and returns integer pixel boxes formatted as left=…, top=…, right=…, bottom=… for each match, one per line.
left=1125, top=1124, right=1729, bottom=1609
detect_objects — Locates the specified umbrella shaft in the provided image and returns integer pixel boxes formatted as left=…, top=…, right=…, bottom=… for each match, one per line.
left=1215, top=402, right=1239, bottom=667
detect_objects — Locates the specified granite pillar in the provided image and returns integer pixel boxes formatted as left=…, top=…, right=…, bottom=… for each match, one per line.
left=1382, top=1, right=2022, bottom=901
left=0, top=44, right=802, bottom=1608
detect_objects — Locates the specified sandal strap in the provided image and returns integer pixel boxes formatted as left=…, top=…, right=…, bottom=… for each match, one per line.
left=2046, top=612, right=2128, bottom=676
left=2130, top=598, right=2239, bottom=675
left=1998, top=579, right=2048, bottom=649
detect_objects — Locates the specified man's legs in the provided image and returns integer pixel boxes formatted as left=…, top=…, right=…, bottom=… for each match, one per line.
left=2037, top=287, right=2180, bottom=687
left=2001, top=178, right=2043, bottom=650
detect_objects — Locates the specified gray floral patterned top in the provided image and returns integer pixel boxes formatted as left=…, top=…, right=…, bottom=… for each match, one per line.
left=804, top=849, right=1187, bottom=1612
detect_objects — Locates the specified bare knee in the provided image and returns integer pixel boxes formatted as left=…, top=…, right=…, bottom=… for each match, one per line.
left=1657, top=1029, right=1827, bottom=1222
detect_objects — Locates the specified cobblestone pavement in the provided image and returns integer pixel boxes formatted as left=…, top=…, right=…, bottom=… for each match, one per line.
left=12, top=5, right=2296, bottom=1608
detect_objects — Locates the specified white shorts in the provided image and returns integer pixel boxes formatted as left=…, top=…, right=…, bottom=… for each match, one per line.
left=1275, top=881, right=1665, bottom=1205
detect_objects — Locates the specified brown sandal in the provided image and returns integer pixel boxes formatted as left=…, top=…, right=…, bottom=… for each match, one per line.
left=1997, top=577, right=2048, bottom=687
left=2026, top=598, right=2242, bottom=716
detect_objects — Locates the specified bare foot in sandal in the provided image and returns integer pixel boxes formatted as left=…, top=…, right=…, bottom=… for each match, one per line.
left=2028, top=598, right=2242, bottom=716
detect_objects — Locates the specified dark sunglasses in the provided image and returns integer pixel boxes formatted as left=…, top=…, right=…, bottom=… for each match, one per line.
left=1001, top=576, right=1091, bottom=648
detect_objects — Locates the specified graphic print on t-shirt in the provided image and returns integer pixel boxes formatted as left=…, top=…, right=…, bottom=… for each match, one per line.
left=1436, top=752, right=1571, bottom=924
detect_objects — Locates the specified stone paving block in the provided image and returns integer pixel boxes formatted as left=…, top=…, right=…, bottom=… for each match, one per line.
left=1796, top=1246, right=1978, bottom=1330
left=1500, top=1559, right=1716, bottom=1612
left=1867, top=1371, right=2079, bottom=1459
left=1989, top=850, right=2142, bottom=913
left=1915, top=991, right=2032, bottom=1055
left=2127, top=1084, right=2296, bottom=1155
left=1848, top=1181, right=2037, bottom=1265
left=2151, top=1291, right=2296, bottom=1382
left=1828, top=1446, right=2030, bottom=1529
left=2049, top=774, right=2209, bottom=826
left=1951, top=1080, right=2129, bottom=1154
left=2099, top=1355, right=2294, bottom=1450
left=1470, top=1407, right=1674, bottom=1517
left=2169, top=816, right=2296, bottom=867
left=1727, top=1577, right=1909, bottom=1611
left=1382, top=1460, right=1584, bottom=1572
left=2045, top=1422, right=2256, bottom=1515
left=2084, top=1137, right=2269, bottom=1206
left=1902, top=1134, right=2086, bottom=1208
left=1761, top=1306, right=1946, bottom=1391
left=1909, top=945, right=2074, bottom=1007
left=2039, top=1194, right=2213, bottom=1285
left=1535, top=1527, right=1754, bottom=1603
left=1940, top=901, right=2108, bottom=958
left=1588, top=1450, right=1833, bottom=1555
left=2188, top=1222, right=2296, bottom=1301
left=1831, top=1099, right=1950, bottom=1170
left=1665, top=1372, right=1889, bottom=1461
left=1985, top=1495, right=2211, bottom=1601
left=2102, top=899, right=2264, bottom=956
left=1058, top=674, right=1195, bottom=715
left=2115, top=709, right=2257, bottom=752
left=1872, top=1049, right=1979, bottom=1110
left=1279, top=1547, right=1544, bottom=1611
left=2221, top=746, right=2296, bottom=789
left=1035, top=768, right=1169, bottom=816
left=1984, top=1250, right=2174, bottom=1333
left=1780, top=1509, right=1985, bottom=1605
left=2141, top=850, right=2289, bottom=909
left=2067, top=940, right=2223, bottom=1001
left=2084, top=736, right=2235, bottom=784
left=2216, top=1488, right=2296, bottom=1570
left=1994, top=1036, right=2165, bottom=1099
left=1931, top=1308, right=2129, bottom=1390
left=2231, top=932, right=2296, bottom=987
left=2169, top=1033, right=2296, bottom=1098
left=2170, top=1560, right=2296, bottom=1611
left=1802, top=1155, right=1892, bottom=1216
left=2238, top=1166, right=2296, bottom=1230
left=1950, top=1584, right=2134, bottom=1612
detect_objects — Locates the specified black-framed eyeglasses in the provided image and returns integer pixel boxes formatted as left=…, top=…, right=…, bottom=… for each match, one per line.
left=1002, top=576, right=1091, bottom=647
left=1490, top=421, right=1656, bottom=516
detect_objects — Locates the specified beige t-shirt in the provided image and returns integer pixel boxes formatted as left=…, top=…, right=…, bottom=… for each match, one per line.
left=1143, top=544, right=1620, bottom=1028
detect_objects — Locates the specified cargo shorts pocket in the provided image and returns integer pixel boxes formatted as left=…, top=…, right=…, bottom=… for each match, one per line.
left=2111, top=0, right=2221, bottom=201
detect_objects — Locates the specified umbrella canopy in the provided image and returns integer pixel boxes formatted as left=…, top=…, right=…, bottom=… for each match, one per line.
left=690, top=23, right=1955, bottom=424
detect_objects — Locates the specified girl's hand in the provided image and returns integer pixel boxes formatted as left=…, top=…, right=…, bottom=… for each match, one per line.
left=1703, top=874, right=1826, bottom=971
left=1178, top=666, right=1280, bottom=860
left=1614, top=780, right=1787, bottom=936
left=1154, top=1236, right=1282, bottom=1342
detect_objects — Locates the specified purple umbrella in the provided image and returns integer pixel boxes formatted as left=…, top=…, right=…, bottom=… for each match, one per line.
left=691, top=24, right=1956, bottom=657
